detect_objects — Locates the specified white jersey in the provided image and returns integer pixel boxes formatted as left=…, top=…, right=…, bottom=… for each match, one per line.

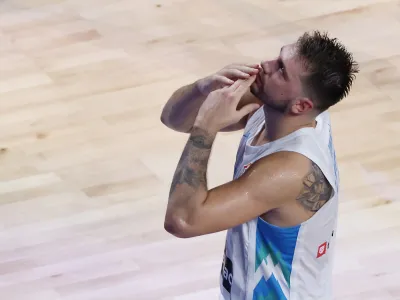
left=219, top=106, right=339, bottom=300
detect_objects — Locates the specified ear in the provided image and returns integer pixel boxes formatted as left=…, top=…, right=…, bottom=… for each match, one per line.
left=291, top=97, right=314, bottom=115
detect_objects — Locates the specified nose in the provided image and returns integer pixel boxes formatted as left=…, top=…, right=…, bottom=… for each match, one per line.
left=260, top=60, right=271, bottom=74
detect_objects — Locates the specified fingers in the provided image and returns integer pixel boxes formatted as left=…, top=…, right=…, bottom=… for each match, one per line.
left=229, top=75, right=257, bottom=95
left=245, top=63, right=261, bottom=69
left=213, top=63, right=260, bottom=93
left=222, top=65, right=259, bottom=79
left=237, top=103, right=261, bottom=118
left=230, top=63, right=260, bottom=70
left=224, top=69, right=253, bottom=80
left=214, top=75, right=234, bottom=86
left=230, top=65, right=259, bottom=75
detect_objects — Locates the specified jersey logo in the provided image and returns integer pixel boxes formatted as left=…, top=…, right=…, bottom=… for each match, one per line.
left=317, top=242, right=327, bottom=258
left=221, top=254, right=233, bottom=293
left=244, top=162, right=253, bottom=170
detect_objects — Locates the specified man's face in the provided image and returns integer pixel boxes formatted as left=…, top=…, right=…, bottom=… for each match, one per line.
left=251, top=43, right=307, bottom=113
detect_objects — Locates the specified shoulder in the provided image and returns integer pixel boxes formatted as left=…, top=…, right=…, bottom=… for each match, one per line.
left=238, top=152, right=308, bottom=205
left=247, top=151, right=310, bottom=176
left=241, top=151, right=333, bottom=212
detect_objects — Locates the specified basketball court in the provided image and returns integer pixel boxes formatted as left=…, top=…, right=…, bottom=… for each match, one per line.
left=0, top=0, right=399, bottom=299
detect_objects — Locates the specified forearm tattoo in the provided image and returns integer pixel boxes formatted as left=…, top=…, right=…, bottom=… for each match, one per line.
left=169, top=127, right=215, bottom=198
left=296, top=161, right=333, bottom=212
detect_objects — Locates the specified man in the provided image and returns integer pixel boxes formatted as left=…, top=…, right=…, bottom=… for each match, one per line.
left=160, top=31, right=359, bottom=299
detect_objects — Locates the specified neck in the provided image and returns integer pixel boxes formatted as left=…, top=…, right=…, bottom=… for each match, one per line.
left=262, top=106, right=316, bottom=142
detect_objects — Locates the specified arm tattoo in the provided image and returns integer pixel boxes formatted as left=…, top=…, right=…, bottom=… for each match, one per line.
left=169, top=127, right=215, bottom=198
left=296, top=161, right=333, bottom=212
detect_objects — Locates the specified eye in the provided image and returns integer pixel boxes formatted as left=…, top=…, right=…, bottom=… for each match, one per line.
left=278, top=60, right=285, bottom=73
left=277, top=59, right=287, bottom=80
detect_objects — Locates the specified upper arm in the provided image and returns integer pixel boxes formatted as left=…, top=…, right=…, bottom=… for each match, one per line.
left=168, top=152, right=334, bottom=238
left=295, top=160, right=333, bottom=212
left=172, top=152, right=308, bottom=237
left=220, top=89, right=263, bottom=132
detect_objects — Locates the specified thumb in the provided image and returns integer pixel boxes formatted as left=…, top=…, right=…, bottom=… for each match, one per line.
left=215, top=75, right=234, bottom=88
left=237, top=103, right=261, bottom=118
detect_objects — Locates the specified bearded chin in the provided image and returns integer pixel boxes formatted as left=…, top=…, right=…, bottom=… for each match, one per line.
left=260, top=93, right=289, bottom=114
left=265, top=101, right=287, bottom=113
left=251, top=86, right=289, bottom=114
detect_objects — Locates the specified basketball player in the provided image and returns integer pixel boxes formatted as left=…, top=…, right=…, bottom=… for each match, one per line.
left=160, top=31, right=359, bottom=299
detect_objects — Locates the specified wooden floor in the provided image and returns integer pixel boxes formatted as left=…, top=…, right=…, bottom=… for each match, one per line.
left=0, top=0, right=399, bottom=299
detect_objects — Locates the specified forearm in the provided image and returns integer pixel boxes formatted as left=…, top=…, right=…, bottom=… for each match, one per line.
left=165, top=126, right=216, bottom=231
left=160, top=81, right=207, bottom=133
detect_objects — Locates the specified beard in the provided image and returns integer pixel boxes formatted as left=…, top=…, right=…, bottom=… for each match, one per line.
left=250, top=84, right=289, bottom=114
left=264, top=98, right=289, bottom=113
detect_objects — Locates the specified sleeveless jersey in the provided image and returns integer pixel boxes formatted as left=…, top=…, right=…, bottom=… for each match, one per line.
left=219, top=106, right=340, bottom=300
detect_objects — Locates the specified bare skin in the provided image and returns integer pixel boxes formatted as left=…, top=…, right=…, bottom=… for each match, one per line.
left=160, top=63, right=263, bottom=133
left=248, top=112, right=332, bottom=228
left=163, top=42, right=334, bottom=238
left=164, top=77, right=333, bottom=238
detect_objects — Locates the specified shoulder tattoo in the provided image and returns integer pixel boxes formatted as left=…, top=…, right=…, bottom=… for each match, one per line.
left=296, top=161, right=333, bottom=212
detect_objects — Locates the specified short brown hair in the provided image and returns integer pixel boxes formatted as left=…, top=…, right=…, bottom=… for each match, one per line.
left=296, top=31, right=359, bottom=111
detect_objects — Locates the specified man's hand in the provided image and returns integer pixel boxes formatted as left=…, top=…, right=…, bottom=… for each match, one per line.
left=196, top=63, right=260, bottom=96
left=160, top=63, right=262, bottom=134
left=194, top=76, right=261, bottom=134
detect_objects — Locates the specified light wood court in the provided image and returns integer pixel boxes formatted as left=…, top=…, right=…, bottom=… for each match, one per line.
left=0, top=0, right=399, bottom=299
